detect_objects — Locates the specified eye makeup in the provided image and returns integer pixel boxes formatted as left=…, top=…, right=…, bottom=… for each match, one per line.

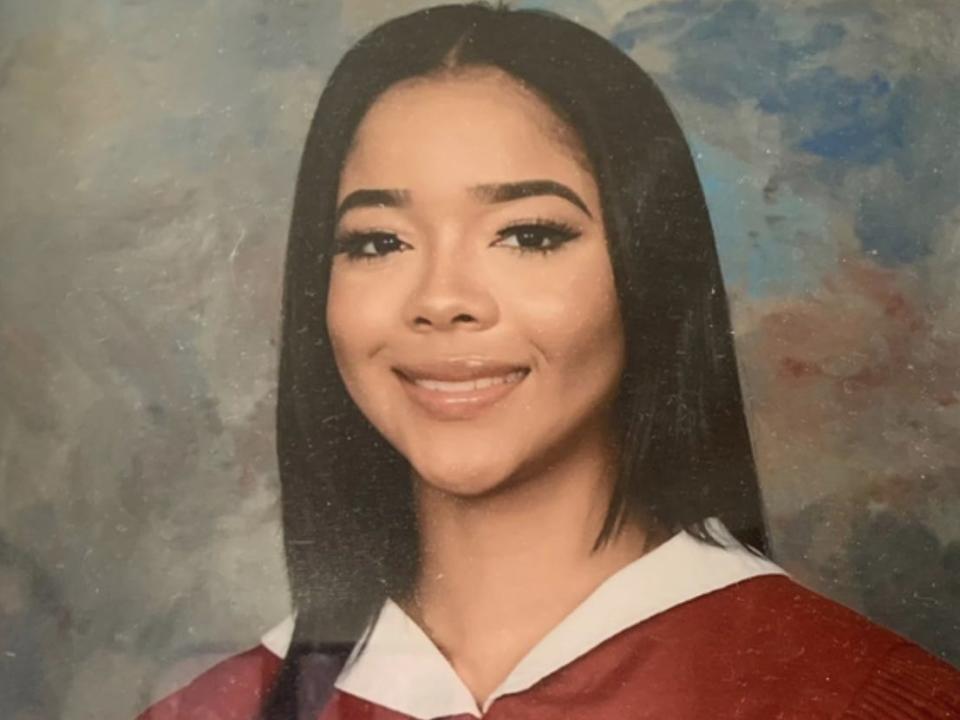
left=333, top=216, right=583, bottom=262
left=333, top=229, right=410, bottom=261
left=493, top=217, right=582, bottom=255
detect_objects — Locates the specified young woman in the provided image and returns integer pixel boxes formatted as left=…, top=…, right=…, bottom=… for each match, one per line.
left=139, top=3, right=960, bottom=719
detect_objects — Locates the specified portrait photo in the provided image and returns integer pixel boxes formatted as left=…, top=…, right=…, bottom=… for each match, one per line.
left=1, top=2, right=958, bottom=719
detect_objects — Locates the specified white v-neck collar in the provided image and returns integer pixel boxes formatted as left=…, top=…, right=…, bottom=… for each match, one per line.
left=261, top=519, right=786, bottom=719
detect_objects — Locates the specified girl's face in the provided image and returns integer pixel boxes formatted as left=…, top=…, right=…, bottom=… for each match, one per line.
left=327, top=68, right=625, bottom=497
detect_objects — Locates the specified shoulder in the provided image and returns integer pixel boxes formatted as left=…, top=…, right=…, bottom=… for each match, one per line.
left=620, top=574, right=960, bottom=717
left=136, top=645, right=282, bottom=720
left=720, top=574, right=959, bottom=682
left=701, top=573, right=906, bottom=645
left=841, top=642, right=960, bottom=718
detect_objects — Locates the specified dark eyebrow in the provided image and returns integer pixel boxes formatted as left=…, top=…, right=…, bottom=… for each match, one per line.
left=335, top=180, right=593, bottom=222
left=470, top=180, right=593, bottom=219
left=335, top=188, right=410, bottom=222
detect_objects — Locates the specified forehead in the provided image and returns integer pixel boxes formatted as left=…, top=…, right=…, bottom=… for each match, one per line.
left=338, top=68, right=595, bottom=200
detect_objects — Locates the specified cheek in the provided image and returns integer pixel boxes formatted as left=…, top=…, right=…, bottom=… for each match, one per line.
left=520, top=262, right=625, bottom=378
left=326, top=273, right=389, bottom=387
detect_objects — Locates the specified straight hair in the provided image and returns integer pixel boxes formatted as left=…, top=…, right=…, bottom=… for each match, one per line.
left=264, top=3, right=769, bottom=717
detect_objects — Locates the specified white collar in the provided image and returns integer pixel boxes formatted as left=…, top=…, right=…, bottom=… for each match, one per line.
left=262, top=519, right=785, bottom=719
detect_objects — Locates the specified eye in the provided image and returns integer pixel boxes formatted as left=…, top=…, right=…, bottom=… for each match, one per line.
left=334, top=231, right=410, bottom=261
left=494, top=220, right=581, bottom=255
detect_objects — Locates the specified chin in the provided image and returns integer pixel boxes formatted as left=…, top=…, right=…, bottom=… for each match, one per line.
left=409, top=451, right=515, bottom=499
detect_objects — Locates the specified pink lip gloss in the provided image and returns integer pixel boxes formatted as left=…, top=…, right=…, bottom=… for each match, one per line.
left=396, top=369, right=528, bottom=421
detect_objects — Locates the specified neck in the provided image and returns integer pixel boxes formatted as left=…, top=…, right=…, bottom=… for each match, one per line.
left=402, top=423, right=654, bottom=704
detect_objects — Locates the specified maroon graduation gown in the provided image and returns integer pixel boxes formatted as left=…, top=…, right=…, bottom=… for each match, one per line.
left=137, top=575, right=960, bottom=720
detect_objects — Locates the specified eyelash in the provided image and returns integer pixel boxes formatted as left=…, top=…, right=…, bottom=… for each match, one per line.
left=334, top=230, right=407, bottom=262
left=334, top=218, right=581, bottom=262
left=496, top=219, right=581, bottom=255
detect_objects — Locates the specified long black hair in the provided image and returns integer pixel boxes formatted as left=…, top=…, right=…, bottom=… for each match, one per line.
left=265, top=3, right=768, bottom=717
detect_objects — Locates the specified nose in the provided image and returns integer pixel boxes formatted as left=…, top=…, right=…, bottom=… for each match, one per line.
left=402, top=245, right=499, bottom=333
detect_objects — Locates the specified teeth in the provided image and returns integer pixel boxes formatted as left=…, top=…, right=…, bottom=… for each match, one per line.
left=414, top=370, right=526, bottom=393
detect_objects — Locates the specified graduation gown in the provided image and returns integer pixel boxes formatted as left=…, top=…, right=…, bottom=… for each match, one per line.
left=137, top=522, right=960, bottom=719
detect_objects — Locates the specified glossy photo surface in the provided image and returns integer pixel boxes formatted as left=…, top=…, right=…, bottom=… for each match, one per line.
left=0, top=2, right=958, bottom=719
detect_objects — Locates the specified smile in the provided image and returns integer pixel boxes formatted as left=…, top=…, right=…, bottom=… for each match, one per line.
left=411, top=370, right=527, bottom=393
left=393, top=361, right=530, bottom=421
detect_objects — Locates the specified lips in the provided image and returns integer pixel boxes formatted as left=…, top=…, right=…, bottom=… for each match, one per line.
left=410, top=370, right=527, bottom=392
left=393, top=359, right=530, bottom=421
left=395, top=359, right=529, bottom=382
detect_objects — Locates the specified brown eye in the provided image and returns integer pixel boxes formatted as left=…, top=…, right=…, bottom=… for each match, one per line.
left=495, top=221, right=581, bottom=254
left=336, top=231, right=409, bottom=260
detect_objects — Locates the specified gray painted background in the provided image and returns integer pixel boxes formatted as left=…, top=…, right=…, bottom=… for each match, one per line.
left=1, top=1, right=958, bottom=719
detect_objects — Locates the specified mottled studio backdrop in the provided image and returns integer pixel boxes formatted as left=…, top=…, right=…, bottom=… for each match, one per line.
left=1, top=0, right=958, bottom=718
